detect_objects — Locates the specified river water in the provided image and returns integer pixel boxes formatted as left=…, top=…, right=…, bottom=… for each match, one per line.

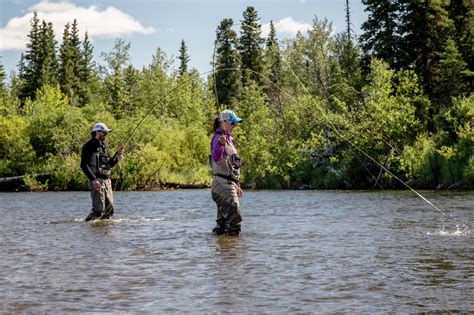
left=0, top=190, right=472, bottom=313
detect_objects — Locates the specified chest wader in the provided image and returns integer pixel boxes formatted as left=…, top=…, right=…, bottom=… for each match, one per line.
left=85, top=145, right=115, bottom=221
left=210, top=140, right=242, bottom=236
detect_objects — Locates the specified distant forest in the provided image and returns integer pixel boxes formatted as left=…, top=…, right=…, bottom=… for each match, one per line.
left=0, top=1, right=472, bottom=191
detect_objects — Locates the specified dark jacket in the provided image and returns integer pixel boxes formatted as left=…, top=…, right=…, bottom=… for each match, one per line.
left=80, top=138, right=120, bottom=181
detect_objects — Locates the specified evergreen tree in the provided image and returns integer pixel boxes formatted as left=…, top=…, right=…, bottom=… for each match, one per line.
left=59, top=23, right=73, bottom=100
left=0, top=61, right=6, bottom=101
left=19, top=12, right=42, bottom=102
left=239, top=6, right=264, bottom=86
left=38, top=21, right=58, bottom=87
left=101, top=39, right=132, bottom=118
left=304, top=17, right=338, bottom=100
left=213, top=18, right=241, bottom=108
left=432, top=37, right=472, bottom=105
left=448, top=0, right=473, bottom=85
left=18, top=13, right=59, bottom=103
left=59, top=19, right=83, bottom=105
left=360, top=0, right=402, bottom=70
left=0, top=61, right=5, bottom=90
left=345, top=0, right=352, bottom=40
left=178, top=39, right=190, bottom=76
left=136, top=47, right=172, bottom=117
left=77, top=31, right=98, bottom=106
left=334, top=33, right=362, bottom=107
left=399, top=0, right=454, bottom=98
left=263, top=21, right=283, bottom=117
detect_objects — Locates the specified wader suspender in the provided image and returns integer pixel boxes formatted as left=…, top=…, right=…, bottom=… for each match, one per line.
left=211, top=130, right=240, bottom=184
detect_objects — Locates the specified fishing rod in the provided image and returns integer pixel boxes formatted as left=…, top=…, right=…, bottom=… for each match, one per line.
left=279, top=50, right=447, bottom=216
left=116, top=63, right=448, bottom=217
left=113, top=21, right=448, bottom=218
left=210, top=23, right=448, bottom=217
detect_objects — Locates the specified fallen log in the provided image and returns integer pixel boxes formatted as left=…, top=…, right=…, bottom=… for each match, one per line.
left=0, top=173, right=50, bottom=191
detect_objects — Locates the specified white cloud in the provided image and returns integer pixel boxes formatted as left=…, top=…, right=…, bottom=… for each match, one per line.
left=0, top=0, right=156, bottom=51
left=262, top=17, right=311, bottom=38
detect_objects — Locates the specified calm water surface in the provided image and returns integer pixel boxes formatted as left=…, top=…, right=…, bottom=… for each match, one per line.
left=0, top=190, right=472, bottom=313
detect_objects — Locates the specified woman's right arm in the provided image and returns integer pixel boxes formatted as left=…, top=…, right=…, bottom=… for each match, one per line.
left=211, top=134, right=225, bottom=162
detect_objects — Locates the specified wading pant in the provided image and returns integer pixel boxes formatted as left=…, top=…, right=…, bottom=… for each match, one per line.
left=85, top=178, right=114, bottom=221
left=211, top=176, right=242, bottom=235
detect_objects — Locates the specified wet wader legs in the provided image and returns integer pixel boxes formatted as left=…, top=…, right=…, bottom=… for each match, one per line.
left=85, top=178, right=115, bottom=221
left=211, top=179, right=242, bottom=236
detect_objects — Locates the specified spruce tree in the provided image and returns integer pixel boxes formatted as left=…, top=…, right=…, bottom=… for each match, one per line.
left=399, top=0, right=454, bottom=97
left=345, top=0, right=352, bottom=40
left=78, top=31, right=98, bottom=106
left=239, top=6, right=264, bottom=86
left=59, top=19, right=83, bottom=105
left=360, top=0, right=402, bottom=70
left=38, top=21, right=58, bottom=86
left=214, top=18, right=241, bottom=108
left=432, top=37, right=472, bottom=105
left=334, top=32, right=362, bottom=107
left=263, top=21, right=283, bottom=116
left=101, top=39, right=132, bottom=118
left=59, top=23, right=73, bottom=100
left=0, top=61, right=6, bottom=98
left=18, top=13, right=59, bottom=103
left=448, top=0, right=473, bottom=82
left=178, top=39, right=190, bottom=76
left=19, top=11, right=42, bottom=102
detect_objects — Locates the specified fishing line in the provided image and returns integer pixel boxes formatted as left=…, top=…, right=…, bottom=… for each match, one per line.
left=114, top=68, right=221, bottom=191
left=211, top=23, right=448, bottom=217
left=110, top=22, right=447, bottom=218
left=280, top=50, right=447, bottom=216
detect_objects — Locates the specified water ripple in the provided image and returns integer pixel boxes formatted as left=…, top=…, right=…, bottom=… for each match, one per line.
left=0, top=190, right=472, bottom=313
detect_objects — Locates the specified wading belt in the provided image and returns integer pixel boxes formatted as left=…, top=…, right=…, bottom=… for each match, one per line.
left=215, top=173, right=239, bottom=184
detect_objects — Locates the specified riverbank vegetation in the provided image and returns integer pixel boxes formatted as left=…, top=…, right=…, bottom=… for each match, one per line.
left=0, top=2, right=472, bottom=190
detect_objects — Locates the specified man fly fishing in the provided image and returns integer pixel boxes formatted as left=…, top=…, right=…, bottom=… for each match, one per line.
left=80, top=123, right=125, bottom=221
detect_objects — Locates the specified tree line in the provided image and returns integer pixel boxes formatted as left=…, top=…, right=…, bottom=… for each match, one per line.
left=0, top=2, right=472, bottom=191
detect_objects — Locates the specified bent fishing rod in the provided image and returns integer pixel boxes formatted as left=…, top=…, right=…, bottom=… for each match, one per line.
left=117, top=31, right=448, bottom=217
left=210, top=24, right=448, bottom=217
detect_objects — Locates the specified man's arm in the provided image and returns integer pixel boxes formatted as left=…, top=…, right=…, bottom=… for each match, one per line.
left=80, top=142, right=96, bottom=181
left=108, top=144, right=124, bottom=168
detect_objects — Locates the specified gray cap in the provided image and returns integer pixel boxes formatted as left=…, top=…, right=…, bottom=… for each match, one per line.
left=92, top=123, right=112, bottom=133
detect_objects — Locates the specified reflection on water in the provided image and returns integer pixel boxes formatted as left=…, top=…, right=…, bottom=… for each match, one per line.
left=0, top=190, right=472, bottom=313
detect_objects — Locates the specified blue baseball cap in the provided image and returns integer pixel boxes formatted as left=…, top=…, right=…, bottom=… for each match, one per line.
left=219, top=109, right=243, bottom=124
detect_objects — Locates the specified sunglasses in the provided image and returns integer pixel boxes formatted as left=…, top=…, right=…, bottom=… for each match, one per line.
left=101, top=131, right=108, bottom=135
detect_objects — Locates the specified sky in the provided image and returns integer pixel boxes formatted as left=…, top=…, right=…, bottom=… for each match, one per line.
left=0, top=0, right=367, bottom=79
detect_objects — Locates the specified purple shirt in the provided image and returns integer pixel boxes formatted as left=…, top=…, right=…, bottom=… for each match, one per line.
left=211, top=128, right=236, bottom=162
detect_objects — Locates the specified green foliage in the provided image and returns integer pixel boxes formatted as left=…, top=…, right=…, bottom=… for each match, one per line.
left=40, top=153, right=85, bottom=190
left=357, top=59, right=419, bottom=151
left=360, top=0, right=402, bottom=69
left=399, top=134, right=438, bottom=187
left=116, top=118, right=210, bottom=190
left=178, top=39, right=190, bottom=76
left=0, top=114, right=35, bottom=176
left=239, top=6, right=264, bottom=86
left=214, top=18, right=241, bottom=107
left=2, top=7, right=473, bottom=191
left=263, top=21, right=283, bottom=116
left=444, top=94, right=474, bottom=145
left=236, top=84, right=274, bottom=188
left=23, top=175, right=48, bottom=191
left=101, top=39, right=133, bottom=118
left=463, top=155, right=474, bottom=186
left=23, top=84, right=89, bottom=182
left=432, top=38, right=472, bottom=105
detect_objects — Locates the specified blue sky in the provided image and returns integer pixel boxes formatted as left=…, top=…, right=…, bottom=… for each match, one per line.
left=0, top=0, right=367, bottom=78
